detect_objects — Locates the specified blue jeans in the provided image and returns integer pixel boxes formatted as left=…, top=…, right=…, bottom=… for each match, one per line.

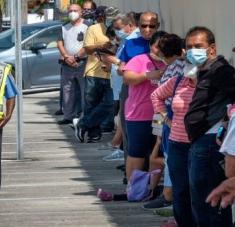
left=167, top=140, right=196, bottom=227
left=79, top=76, right=113, bottom=136
left=189, top=134, right=232, bottom=227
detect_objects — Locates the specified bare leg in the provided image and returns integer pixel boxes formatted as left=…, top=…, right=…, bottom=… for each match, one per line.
left=126, top=156, right=145, bottom=180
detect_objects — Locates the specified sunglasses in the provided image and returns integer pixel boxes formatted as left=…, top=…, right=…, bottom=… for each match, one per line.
left=140, top=24, right=156, bottom=29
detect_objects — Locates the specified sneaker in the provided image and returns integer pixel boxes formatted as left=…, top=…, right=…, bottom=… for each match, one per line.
left=87, top=135, right=101, bottom=143
left=97, top=188, right=113, bottom=201
left=54, top=109, right=63, bottom=115
left=75, top=125, right=87, bottom=143
left=57, top=119, right=72, bottom=125
left=102, top=149, right=124, bottom=161
left=72, top=117, right=79, bottom=130
left=143, top=194, right=172, bottom=210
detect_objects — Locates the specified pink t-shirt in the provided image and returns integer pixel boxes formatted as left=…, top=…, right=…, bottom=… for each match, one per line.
left=123, top=54, right=165, bottom=121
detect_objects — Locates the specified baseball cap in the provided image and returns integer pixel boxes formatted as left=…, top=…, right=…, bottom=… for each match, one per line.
left=105, top=6, right=120, bottom=20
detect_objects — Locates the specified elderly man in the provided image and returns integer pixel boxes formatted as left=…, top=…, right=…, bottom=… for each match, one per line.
left=57, top=4, right=88, bottom=125
left=184, top=26, right=235, bottom=227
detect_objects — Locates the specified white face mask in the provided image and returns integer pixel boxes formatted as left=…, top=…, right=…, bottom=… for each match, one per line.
left=68, top=12, right=80, bottom=21
left=183, top=62, right=198, bottom=79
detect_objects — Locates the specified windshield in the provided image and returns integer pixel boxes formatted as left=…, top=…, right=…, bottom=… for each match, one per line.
left=0, top=26, right=44, bottom=51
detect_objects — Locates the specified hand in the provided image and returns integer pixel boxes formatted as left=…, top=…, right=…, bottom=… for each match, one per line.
left=206, top=177, right=235, bottom=208
left=163, top=116, right=172, bottom=128
left=146, top=70, right=165, bottom=80
left=99, top=54, right=118, bottom=64
left=64, top=55, right=76, bottom=66
left=117, top=63, right=125, bottom=76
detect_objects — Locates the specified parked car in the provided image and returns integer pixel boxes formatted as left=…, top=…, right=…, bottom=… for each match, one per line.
left=0, top=20, right=62, bottom=89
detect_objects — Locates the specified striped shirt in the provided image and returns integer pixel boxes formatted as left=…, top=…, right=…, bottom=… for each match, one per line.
left=159, top=59, right=185, bottom=106
left=151, top=76, right=196, bottom=143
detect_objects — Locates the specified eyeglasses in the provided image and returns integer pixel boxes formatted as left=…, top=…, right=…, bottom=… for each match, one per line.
left=140, top=24, right=156, bottom=29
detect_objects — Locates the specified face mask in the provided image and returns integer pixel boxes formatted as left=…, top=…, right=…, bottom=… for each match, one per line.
left=68, top=12, right=80, bottom=21
left=183, top=62, right=198, bottom=79
left=84, top=18, right=94, bottom=25
left=186, top=48, right=208, bottom=66
left=82, top=9, right=95, bottom=19
left=115, top=29, right=128, bottom=40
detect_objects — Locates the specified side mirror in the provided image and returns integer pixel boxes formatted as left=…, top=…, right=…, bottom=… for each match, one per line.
left=30, top=42, right=47, bottom=54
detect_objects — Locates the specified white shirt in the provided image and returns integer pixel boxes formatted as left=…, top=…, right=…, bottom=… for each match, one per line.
left=62, top=22, right=88, bottom=55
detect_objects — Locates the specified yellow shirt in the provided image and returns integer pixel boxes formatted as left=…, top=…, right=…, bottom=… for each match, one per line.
left=83, top=23, right=110, bottom=79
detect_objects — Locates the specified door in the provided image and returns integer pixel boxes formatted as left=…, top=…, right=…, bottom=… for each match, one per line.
left=23, top=26, right=61, bottom=88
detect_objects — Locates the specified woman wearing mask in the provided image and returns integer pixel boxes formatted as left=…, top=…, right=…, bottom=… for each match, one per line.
left=151, top=34, right=198, bottom=227
left=122, top=31, right=167, bottom=180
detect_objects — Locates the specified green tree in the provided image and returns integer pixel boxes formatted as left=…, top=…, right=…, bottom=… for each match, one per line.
left=0, top=0, right=6, bottom=32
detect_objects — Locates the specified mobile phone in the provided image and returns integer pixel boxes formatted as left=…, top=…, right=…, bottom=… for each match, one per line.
left=216, top=126, right=227, bottom=143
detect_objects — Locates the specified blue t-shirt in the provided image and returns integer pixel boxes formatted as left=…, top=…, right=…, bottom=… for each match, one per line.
left=119, top=36, right=150, bottom=63
left=5, top=75, right=18, bottom=99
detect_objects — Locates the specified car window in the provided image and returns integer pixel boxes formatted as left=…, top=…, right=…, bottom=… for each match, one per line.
left=23, top=26, right=61, bottom=50
left=0, top=26, right=44, bottom=51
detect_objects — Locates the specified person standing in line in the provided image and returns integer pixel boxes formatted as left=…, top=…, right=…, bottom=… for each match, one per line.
left=57, top=4, right=88, bottom=125
left=0, top=63, right=18, bottom=188
left=184, top=26, right=235, bottom=227
left=75, top=6, right=120, bottom=143
left=81, top=0, right=97, bottom=27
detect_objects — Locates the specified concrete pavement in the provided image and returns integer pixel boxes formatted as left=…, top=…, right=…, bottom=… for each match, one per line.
left=0, top=91, right=166, bottom=227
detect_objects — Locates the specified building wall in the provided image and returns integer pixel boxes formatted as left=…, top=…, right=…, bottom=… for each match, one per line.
left=54, top=0, right=235, bottom=63
left=160, top=0, right=235, bottom=64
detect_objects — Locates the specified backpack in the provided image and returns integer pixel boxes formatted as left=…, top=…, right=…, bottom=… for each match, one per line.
left=126, top=169, right=161, bottom=202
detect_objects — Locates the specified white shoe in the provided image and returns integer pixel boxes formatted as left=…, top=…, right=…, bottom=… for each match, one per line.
left=102, top=149, right=124, bottom=161
left=73, top=118, right=79, bottom=140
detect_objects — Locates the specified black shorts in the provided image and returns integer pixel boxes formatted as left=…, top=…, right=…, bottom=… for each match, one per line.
left=126, top=121, right=155, bottom=158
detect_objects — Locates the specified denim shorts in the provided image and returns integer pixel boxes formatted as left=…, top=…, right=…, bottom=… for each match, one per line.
left=126, top=121, right=155, bottom=158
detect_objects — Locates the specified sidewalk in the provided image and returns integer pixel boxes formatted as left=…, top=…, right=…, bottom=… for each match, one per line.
left=0, top=91, right=166, bottom=227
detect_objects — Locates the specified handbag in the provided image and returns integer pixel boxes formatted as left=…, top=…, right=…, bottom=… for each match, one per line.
left=126, top=169, right=161, bottom=202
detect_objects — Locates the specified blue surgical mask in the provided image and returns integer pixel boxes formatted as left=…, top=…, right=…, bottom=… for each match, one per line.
left=186, top=48, right=208, bottom=66
left=115, top=29, right=128, bottom=40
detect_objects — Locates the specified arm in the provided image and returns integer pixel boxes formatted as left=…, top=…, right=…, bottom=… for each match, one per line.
left=57, top=40, right=76, bottom=66
left=123, top=70, right=164, bottom=86
left=225, top=154, right=235, bottom=178
left=0, top=97, right=15, bottom=128
left=83, top=27, right=111, bottom=55
left=151, top=77, right=176, bottom=114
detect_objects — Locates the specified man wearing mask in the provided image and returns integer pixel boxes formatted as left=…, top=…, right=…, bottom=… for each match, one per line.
left=184, top=26, right=235, bottom=227
left=57, top=4, right=88, bottom=125
left=75, top=6, right=120, bottom=143
left=82, top=0, right=97, bottom=26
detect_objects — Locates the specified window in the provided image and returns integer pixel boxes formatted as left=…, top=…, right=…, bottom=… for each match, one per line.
left=23, top=26, right=61, bottom=50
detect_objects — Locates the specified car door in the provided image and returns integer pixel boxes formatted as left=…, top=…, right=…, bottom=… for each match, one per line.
left=22, top=26, right=61, bottom=88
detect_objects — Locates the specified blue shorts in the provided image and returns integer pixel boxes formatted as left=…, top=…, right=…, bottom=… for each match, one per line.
left=126, top=121, right=155, bottom=158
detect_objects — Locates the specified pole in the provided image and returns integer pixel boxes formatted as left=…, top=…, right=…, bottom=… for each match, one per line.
left=14, top=0, right=24, bottom=160
left=10, top=0, right=14, bottom=28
